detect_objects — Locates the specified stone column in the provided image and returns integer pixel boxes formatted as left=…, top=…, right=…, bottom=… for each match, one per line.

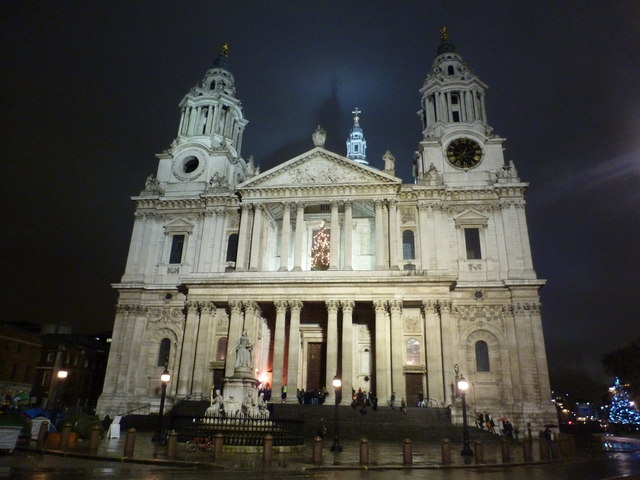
left=195, top=211, right=215, bottom=272
left=293, top=202, right=305, bottom=271
left=343, top=201, right=353, bottom=270
left=249, top=204, right=263, bottom=271
left=271, top=300, right=288, bottom=399
left=388, top=200, right=399, bottom=270
left=340, top=300, right=355, bottom=405
left=529, top=303, right=552, bottom=403
left=329, top=200, right=340, bottom=270
left=178, top=302, right=200, bottom=396
left=374, top=199, right=386, bottom=270
left=374, top=300, right=390, bottom=403
left=286, top=300, right=303, bottom=403
left=279, top=202, right=291, bottom=271
left=193, top=303, right=216, bottom=393
left=325, top=300, right=340, bottom=403
left=439, top=301, right=454, bottom=405
left=102, top=305, right=128, bottom=394
left=389, top=300, right=404, bottom=399
left=423, top=301, right=444, bottom=403
left=225, top=301, right=244, bottom=378
left=211, top=209, right=226, bottom=272
left=235, top=204, right=252, bottom=272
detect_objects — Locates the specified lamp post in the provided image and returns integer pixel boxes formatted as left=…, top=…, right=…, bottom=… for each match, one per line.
left=153, top=366, right=171, bottom=442
left=330, top=376, right=342, bottom=452
left=52, top=369, right=68, bottom=427
left=457, top=375, right=473, bottom=459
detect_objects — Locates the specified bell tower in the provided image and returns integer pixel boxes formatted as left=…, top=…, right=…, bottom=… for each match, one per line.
left=414, top=28, right=507, bottom=186
left=154, top=43, right=250, bottom=195
left=346, top=107, right=368, bottom=164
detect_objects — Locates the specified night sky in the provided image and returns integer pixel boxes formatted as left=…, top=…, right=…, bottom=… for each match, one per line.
left=3, top=1, right=639, bottom=400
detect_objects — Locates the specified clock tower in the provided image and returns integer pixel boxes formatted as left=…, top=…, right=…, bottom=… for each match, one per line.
left=414, top=27, right=506, bottom=186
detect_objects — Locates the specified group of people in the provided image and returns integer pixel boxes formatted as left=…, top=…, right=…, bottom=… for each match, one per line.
left=476, top=411, right=516, bottom=438
left=350, top=388, right=379, bottom=414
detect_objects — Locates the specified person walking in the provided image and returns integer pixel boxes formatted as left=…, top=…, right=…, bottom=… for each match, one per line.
left=389, top=392, right=396, bottom=410
left=400, top=397, right=407, bottom=415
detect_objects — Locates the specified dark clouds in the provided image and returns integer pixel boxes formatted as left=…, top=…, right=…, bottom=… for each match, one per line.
left=2, top=1, right=639, bottom=399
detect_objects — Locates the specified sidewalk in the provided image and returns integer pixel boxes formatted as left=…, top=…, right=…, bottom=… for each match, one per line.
left=18, top=429, right=554, bottom=471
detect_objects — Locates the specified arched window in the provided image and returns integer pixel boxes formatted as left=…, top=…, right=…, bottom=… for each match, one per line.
left=216, top=337, right=228, bottom=361
left=406, top=338, right=421, bottom=365
left=475, top=340, right=490, bottom=372
left=158, top=338, right=171, bottom=366
left=402, top=230, right=415, bottom=260
left=226, top=233, right=238, bottom=262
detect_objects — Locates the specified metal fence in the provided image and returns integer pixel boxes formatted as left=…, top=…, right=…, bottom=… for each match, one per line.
left=169, top=414, right=305, bottom=447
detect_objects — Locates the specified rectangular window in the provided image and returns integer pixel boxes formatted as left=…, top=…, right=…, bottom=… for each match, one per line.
left=464, top=228, right=482, bottom=259
left=169, top=235, right=185, bottom=264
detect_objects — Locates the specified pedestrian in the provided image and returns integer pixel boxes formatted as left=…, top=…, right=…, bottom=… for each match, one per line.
left=417, top=391, right=425, bottom=407
left=389, top=392, right=396, bottom=410
left=400, top=397, right=407, bottom=414
left=370, top=392, right=378, bottom=412
left=281, top=384, right=287, bottom=403
left=476, top=412, right=484, bottom=429
left=317, top=418, right=327, bottom=438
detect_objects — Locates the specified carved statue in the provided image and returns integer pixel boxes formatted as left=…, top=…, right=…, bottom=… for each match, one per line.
left=383, top=150, right=395, bottom=171
left=145, top=173, right=159, bottom=191
left=234, top=331, right=253, bottom=369
left=312, top=125, right=327, bottom=147
left=204, top=388, right=224, bottom=417
left=427, top=163, right=438, bottom=180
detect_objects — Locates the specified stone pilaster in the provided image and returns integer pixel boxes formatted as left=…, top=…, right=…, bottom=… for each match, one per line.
left=340, top=300, right=355, bottom=405
left=325, top=300, right=340, bottom=403
left=178, top=302, right=200, bottom=396
left=286, top=300, right=303, bottom=403
left=272, top=300, right=288, bottom=399
left=374, top=300, right=390, bottom=403
left=389, top=300, right=404, bottom=399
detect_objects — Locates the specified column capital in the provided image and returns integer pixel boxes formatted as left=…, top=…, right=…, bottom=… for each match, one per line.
left=274, top=300, right=289, bottom=313
left=288, top=299, right=303, bottom=312
left=186, top=301, right=200, bottom=314
left=229, top=300, right=243, bottom=314
left=325, top=300, right=340, bottom=313
left=389, top=299, right=403, bottom=313
left=373, top=299, right=388, bottom=312
left=340, top=300, right=355, bottom=313
left=242, top=300, right=260, bottom=315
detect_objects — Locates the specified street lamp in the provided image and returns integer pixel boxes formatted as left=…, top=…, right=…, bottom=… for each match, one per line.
left=330, top=376, right=342, bottom=452
left=52, top=369, right=68, bottom=427
left=153, top=366, right=171, bottom=442
left=457, top=375, right=473, bottom=459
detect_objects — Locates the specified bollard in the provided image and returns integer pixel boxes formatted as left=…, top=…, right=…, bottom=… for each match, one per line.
left=60, top=423, right=72, bottom=451
left=523, top=439, right=533, bottom=462
left=441, top=438, right=451, bottom=465
left=312, top=436, right=323, bottom=464
left=89, top=424, right=101, bottom=452
left=474, top=440, right=484, bottom=464
left=166, top=430, right=178, bottom=460
left=263, top=434, right=273, bottom=464
left=360, top=437, right=369, bottom=465
left=123, top=427, right=136, bottom=457
left=36, top=421, right=49, bottom=451
left=501, top=439, right=511, bottom=463
left=403, top=438, right=412, bottom=465
left=213, top=432, right=224, bottom=460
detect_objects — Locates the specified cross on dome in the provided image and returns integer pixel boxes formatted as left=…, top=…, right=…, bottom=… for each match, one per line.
left=352, top=107, right=361, bottom=126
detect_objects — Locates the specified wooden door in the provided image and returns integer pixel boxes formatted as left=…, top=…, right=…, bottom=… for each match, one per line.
left=306, top=342, right=326, bottom=391
left=405, top=373, right=423, bottom=407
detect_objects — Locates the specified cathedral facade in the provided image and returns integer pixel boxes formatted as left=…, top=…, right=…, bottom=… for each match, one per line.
left=97, top=34, right=556, bottom=429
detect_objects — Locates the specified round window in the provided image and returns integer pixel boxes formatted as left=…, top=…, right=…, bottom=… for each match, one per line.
left=183, top=156, right=199, bottom=173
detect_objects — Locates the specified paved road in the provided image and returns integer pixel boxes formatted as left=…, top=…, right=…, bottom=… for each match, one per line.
left=2, top=450, right=639, bottom=480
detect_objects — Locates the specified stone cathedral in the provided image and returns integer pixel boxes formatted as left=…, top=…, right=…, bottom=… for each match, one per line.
left=97, top=33, right=557, bottom=429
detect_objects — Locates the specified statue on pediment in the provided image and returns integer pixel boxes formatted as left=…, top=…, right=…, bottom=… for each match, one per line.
left=312, top=125, right=327, bottom=147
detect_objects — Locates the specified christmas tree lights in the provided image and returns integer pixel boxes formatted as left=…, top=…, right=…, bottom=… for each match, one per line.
left=608, top=378, right=640, bottom=425
left=311, top=223, right=330, bottom=270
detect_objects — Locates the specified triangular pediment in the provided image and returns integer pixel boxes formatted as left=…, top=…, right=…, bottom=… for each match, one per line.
left=239, top=147, right=400, bottom=190
left=163, top=217, right=195, bottom=233
left=453, top=209, right=489, bottom=226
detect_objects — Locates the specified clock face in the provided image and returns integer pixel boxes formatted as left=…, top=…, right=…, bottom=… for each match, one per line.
left=446, top=138, right=483, bottom=169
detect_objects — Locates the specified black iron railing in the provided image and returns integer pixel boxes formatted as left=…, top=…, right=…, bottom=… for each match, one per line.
left=170, top=414, right=304, bottom=446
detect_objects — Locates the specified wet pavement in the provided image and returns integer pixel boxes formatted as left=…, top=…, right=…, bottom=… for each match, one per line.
left=1, top=430, right=639, bottom=479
